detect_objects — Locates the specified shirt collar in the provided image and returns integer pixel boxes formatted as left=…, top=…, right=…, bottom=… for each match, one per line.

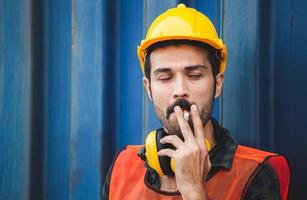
left=209, top=118, right=237, bottom=171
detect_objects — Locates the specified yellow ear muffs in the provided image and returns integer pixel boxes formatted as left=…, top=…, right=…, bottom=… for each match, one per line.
left=145, top=129, right=212, bottom=176
left=145, top=130, right=164, bottom=176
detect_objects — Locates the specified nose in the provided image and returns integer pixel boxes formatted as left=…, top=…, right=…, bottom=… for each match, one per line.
left=172, top=76, right=189, bottom=99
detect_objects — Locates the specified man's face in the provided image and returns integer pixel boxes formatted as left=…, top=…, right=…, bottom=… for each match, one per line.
left=143, top=44, right=224, bottom=138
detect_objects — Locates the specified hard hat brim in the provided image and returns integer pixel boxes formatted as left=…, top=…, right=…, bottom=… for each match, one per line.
left=138, top=36, right=227, bottom=74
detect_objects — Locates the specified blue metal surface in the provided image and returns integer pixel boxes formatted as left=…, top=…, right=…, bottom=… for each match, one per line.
left=118, top=0, right=144, bottom=149
left=70, top=0, right=103, bottom=199
left=269, top=1, right=307, bottom=198
left=100, top=0, right=119, bottom=189
left=43, top=0, right=72, bottom=198
left=223, top=0, right=260, bottom=146
left=1, top=0, right=306, bottom=199
left=30, top=0, right=45, bottom=198
left=223, top=0, right=307, bottom=198
left=0, top=0, right=31, bottom=199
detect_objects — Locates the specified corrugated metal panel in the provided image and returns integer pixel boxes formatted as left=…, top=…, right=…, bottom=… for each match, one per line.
left=70, top=0, right=104, bottom=198
left=0, top=0, right=31, bottom=199
left=43, top=0, right=72, bottom=198
left=100, top=0, right=119, bottom=191
left=267, top=1, right=307, bottom=198
left=223, top=0, right=260, bottom=146
left=223, top=0, right=307, bottom=198
left=0, top=0, right=306, bottom=199
left=118, top=0, right=144, bottom=149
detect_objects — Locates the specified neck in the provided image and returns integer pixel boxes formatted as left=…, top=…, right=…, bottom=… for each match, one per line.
left=203, top=119, right=216, bottom=148
left=160, top=175, right=178, bottom=192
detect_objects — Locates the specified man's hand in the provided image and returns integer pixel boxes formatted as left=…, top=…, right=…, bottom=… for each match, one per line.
left=158, top=104, right=211, bottom=200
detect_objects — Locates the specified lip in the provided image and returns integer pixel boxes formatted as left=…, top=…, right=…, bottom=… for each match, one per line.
left=166, top=99, right=192, bottom=119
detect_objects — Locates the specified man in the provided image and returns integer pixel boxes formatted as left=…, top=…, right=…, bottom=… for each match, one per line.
left=103, top=4, right=290, bottom=200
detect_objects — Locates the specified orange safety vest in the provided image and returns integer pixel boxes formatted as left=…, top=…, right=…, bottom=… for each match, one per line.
left=109, top=145, right=290, bottom=200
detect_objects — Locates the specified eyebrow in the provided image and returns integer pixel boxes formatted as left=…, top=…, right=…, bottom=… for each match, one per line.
left=153, top=65, right=208, bottom=75
left=184, top=65, right=208, bottom=71
left=153, top=68, right=172, bottom=76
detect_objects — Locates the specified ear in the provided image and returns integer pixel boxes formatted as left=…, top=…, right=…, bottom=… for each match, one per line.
left=214, top=73, right=225, bottom=98
left=143, top=77, right=153, bottom=101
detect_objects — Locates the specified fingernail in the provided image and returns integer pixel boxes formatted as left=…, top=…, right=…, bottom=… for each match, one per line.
left=184, top=110, right=189, bottom=121
left=191, top=104, right=197, bottom=111
left=174, top=106, right=180, bottom=112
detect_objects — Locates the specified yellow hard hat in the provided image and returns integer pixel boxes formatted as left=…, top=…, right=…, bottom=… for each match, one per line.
left=137, top=3, right=227, bottom=74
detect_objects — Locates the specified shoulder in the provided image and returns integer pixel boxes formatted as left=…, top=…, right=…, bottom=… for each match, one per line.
left=102, top=145, right=145, bottom=200
left=235, top=145, right=290, bottom=183
left=236, top=145, right=291, bottom=200
left=235, top=145, right=277, bottom=163
left=118, top=145, right=144, bottom=153
left=110, top=145, right=144, bottom=169
left=242, top=161, right=280, bottom=200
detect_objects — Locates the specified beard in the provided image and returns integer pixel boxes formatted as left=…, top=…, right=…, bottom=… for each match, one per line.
left=153, top=97, right=214, bottom=141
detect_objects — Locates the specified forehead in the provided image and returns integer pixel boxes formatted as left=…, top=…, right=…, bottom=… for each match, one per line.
left=149, top=44, right=210, bottom=71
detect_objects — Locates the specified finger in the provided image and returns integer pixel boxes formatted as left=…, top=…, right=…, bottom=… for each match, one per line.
left=160, top=135, right=184, bottom=149
left=202, top=156, right=211, bottom=180
left=174, top=106, right=194, bottom=143
left=190, top=104, right=205, bottom=145
left=205, top=156, right=211, bottom=175
left=158, top=148, right=176, bottom=158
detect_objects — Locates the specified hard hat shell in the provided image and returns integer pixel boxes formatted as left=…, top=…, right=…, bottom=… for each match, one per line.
left=137, top=4, right=227, bottom=74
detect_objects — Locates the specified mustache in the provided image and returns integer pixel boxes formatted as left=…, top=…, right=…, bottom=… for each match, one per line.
left=166, top=99, right=193, bottom=119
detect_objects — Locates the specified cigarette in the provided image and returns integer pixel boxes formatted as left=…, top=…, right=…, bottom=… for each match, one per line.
left=184, top=110, right=189, bottom=121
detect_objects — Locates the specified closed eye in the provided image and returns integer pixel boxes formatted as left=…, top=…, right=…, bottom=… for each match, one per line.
left=158, top=75, right=172, bottom=81
left=188, top=74, right=203, bottom=79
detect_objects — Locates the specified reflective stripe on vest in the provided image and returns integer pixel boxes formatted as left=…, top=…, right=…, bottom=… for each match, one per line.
left=109, top=145, right=290, bottom=200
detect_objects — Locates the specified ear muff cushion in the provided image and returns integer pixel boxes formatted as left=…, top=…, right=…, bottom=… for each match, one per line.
left=145, top=130, right=164, bottom=176
left=156, top=129, right=175, bottom=176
